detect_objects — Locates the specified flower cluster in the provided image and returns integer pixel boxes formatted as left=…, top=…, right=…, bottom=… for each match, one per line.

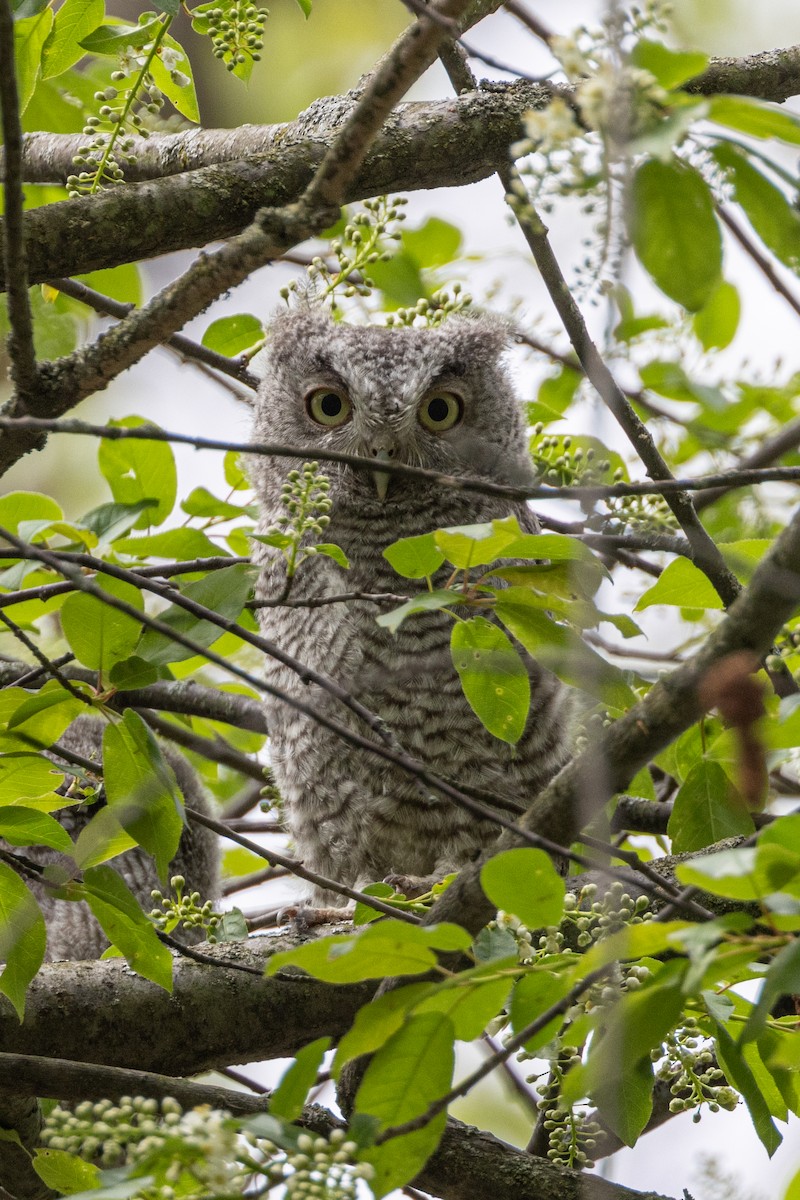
left=149, top=875, right=220, bottom=941
left=655, top=1021, right=739, bottom=1120
left=203, top=2, right=267, bottom=72
left=41, top=1099, right=373, bottom=1199
left=282, top=196, right=407, bottom=309
left=385, top=284, right=472, bottom=328
left=66, top=17, right=190, bottom=197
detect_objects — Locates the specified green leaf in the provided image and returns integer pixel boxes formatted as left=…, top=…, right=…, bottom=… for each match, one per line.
left=0, top=863, right=46, bottom=1019
left=270, top=1036, right=331, bottom=1121
left=172, top=487, right=250, bottom=519
left=368, top=252, right=426, bottom=308
left=295, top=0, right=312, bottom=15
left=635, top=557, right=725, bottom=611
left=0, top=754, right=63, bottom=804
left=0, top=683, right=86, bottom=754
left=401, top=216, right=462, bottom=268
left=148, top=33, right=199, bottom=123
left=450, top=617, right=530, bottom=744
left=639, top=359, right=725, bottom=408
left=675, top=846, right=762, bottom=900
left=376, top=589, right=460, bottom=634
left=114, top=528, right=224, bottom=561
left=224, top=451, right=249, bottom=491
left=0, top=807, right=72, bottom=853
left=509, top=970, right=572, bottom=1054
left=79, top=19, right=162, bottom=54
left=265, top=920, right=470, bottom=983
left=13, top=9, right=53, bottom=112
left=98, top=418, right=177, bottom=528
left=33, top=1149, right=100, bottom=1194
left=416, top=970, right=513, bottom=1040
left=630, top=39, right=708, bottom=89
left=713, top=143, right=800, bottom=271
left=481, top=848, right=565, bottom=927
left=535, top=365, right=581, bottom=415
left=582, top=962, right=686, bottom=1141
left=356, top=1012, right=454, bottom=1198
left=313, top=543, right=350, bottom=569
left=102, top=712, right=184, bottom=878
left=494, top=594, right=636, bottom=709
left=333, top=984, right=432, bottom=1077
left=692, top=280, right=741, bottom=351
left=0, top=490, right=62, bottom=535
left=83, top=864, right=173, bottom=991
left=383, top=532, right=444, bottom=579
left=592, top=1057, right=655, bottom=1148
left=137, top=563, right=253, bottom=665
left=668, top=760, right=755, bottom=853
left=33, top=1142, right=100, bottom=1190
left=709, top=95, right=800, bottom=145
left=41, top=0, right=103, bottom=78
left=76, top=264, right=142, bottom=306
left=630, top=157, right=722, bottom=310
left=60, top=576, right=144, bottom=675
left=713, top=1020, right=782, bottom=1155
left=740, top=938, right=800, bottom=1044
left=202, top=314, right=263, bottom=356
left=80, top=500, right=158, bottom=543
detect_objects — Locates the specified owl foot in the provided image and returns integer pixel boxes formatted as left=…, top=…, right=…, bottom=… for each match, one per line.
left=383, top=872, right=437, bottom=900
left=278, top=902, right=356, bottom=930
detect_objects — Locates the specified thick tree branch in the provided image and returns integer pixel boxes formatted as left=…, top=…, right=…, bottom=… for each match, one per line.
left=0, top=939, right=373, bottom=1073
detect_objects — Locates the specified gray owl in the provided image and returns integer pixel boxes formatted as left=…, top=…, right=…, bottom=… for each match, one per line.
left=251, top=310, right=573, bottom=907
left=16, top=716, right=219, bottom=961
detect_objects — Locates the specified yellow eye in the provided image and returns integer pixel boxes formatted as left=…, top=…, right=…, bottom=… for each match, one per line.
left=306, top=387, right=352, bottom=427
left=418, top=390, right=463, bottom=432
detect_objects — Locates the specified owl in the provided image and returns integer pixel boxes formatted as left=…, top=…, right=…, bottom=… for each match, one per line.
left=250, top=310, right=573, bottom=907
left=19, top=716, right=219, bottom=961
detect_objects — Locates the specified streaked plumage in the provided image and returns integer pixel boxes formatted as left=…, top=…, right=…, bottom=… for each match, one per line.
left=251, top=311, right=572, bottom=904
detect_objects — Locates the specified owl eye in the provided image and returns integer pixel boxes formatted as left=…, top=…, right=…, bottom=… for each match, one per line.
left=306, top=387, right=352, bottom=427
left=418, top=390, right=463, bottom=432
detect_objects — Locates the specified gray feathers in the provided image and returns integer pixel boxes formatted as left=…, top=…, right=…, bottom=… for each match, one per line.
left=252, top=311, right=573, bottom=904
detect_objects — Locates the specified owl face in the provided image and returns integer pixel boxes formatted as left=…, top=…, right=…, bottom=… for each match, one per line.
left=252, top=310, right=534, bottom=506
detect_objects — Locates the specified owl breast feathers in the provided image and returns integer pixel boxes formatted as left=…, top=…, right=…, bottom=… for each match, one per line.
left=251, top=310, right=573, bottom=904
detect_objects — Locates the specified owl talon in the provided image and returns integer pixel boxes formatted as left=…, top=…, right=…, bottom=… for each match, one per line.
left=383, top=873, right=435, bottom=900
left=279, top=902, right=355, bottom=931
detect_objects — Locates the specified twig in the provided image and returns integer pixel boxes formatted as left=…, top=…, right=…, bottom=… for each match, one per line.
left=375, top=967, right=610, bottom=1143
left=47, top=276, right=260, bottom=391
left=185, top=806, right=420, bottom=922
left=0, top=1051, right=271, bottom=1114
left=503, top=0, right=553, bottom=43
left=138, top=709, right=268, bottom=782
left=222, top=865, right=290, bottom=897
left=0, top=614, right=88, bottom=702
left=0, top=0, right=38, bottom=410
left=3, top=414, right=800, bottom=501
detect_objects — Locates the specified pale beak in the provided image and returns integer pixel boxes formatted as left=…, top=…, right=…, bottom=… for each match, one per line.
left=372, top=448, right=393, bottom=502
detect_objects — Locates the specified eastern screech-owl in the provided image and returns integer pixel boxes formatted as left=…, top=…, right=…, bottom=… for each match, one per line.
left=27, top=716, right=219, bottom=961
left=251, top=310, right=573, bottom=905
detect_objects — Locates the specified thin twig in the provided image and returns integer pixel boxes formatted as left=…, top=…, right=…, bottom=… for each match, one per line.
left=2, top=415, right=800, bottom=500
left=48, top=276, right=260, bottom=391
left=0, top=617, right=87, bottom=700
left=0, top=0, right=38, bottom=408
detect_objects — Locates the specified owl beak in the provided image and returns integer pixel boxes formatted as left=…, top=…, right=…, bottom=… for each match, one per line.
left=371, top=448, right=394, bottom=502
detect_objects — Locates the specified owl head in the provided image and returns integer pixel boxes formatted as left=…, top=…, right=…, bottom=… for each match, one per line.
left=251, top=309, right=534, bottom=508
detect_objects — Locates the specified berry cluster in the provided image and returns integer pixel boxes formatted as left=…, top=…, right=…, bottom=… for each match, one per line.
left=385, top=284, right=472, bottom=328
left=149, top=874, right=220, bottom=941
left=282, top=196, right=407, bottom=307
left=204, top=3, right=267, bottom=72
